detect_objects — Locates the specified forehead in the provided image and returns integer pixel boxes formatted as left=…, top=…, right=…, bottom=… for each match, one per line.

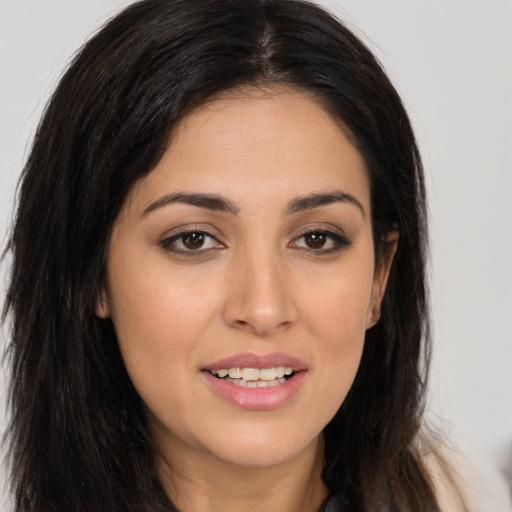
left=173, top=86, right=357, bottom=156
left=127, top=87, right=370, bottom=215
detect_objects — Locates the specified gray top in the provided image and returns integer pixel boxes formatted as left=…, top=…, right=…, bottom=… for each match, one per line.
left=321, top=494, right=347, bottom=512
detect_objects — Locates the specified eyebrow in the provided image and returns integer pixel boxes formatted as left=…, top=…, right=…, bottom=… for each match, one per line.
left=287, top=191, right=366, bottom=218
left=141, top=190, right=365, bottom=219
left=141, top=192, right=239, bottom=218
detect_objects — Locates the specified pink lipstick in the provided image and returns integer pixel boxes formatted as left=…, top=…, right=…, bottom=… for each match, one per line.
left=201, top=352, right=308, bottom=410
left=203, top=352, right=308, bottom=372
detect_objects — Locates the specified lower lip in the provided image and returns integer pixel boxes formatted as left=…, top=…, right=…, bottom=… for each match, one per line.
left=202, top=371, right=307, bottom=410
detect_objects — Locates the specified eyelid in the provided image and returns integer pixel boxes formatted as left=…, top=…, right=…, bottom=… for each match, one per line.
left=289, top=227, right=352, bottom=253
left=159, top=225, right=225, bottom=254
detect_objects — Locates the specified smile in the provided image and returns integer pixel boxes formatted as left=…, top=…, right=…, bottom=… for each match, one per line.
left=202, top=353, right=307, bottom=410
left=209, top=366, right=295, bottom=388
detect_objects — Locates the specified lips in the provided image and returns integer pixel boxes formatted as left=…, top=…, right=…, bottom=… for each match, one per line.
left=201, top=352, right=308, bottom=410
left=202, top=352, right=308, bottom=372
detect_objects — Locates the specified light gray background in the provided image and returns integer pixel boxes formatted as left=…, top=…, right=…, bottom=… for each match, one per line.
left=1, top=1, right=511, bottom=510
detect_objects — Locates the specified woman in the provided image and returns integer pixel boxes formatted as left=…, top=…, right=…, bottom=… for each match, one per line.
left=2, top=0, right=467, bottom=510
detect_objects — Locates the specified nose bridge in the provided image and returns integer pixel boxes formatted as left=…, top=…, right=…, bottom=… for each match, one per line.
left=223, top=240, right=296, bottom=335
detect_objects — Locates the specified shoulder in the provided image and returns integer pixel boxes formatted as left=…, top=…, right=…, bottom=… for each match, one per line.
left=419, top=435, right=512, bottom=512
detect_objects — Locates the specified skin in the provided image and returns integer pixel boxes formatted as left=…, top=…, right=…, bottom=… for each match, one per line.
left=97, top=87, right=397, bottom=512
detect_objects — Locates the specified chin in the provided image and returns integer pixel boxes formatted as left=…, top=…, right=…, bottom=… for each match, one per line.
left=202, top=426, right=319, bottom=469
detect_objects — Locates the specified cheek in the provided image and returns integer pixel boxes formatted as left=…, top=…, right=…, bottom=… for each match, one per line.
left=300, top=261, right=374, bottom=407
left=108, top=251, right=219, bottom=340
left=302, top=259, right=374, bottom=344
left=105, top=260, right=221, bottom=406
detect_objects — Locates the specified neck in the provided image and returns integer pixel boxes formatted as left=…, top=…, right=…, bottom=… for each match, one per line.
left=156, top=436, right=327, bottom=512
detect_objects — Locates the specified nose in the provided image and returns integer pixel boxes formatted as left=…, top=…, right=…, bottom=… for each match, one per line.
left=222, top=249, right=298, bottom=336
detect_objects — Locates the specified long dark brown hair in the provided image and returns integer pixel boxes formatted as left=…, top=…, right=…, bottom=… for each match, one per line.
left=4, top=0, right=438, bottom=510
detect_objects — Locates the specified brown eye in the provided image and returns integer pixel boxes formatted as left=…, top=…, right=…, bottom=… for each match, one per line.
left=182, top=232, right=206, bottom=249
left=160, top=230, right=223, bottom=254
left=304, top=232, right=327, bottom=249
left=291, top=230, right=352, bottom=253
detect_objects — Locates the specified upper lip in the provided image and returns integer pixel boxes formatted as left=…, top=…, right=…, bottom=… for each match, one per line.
left=202, top=352, right=308, bottom=372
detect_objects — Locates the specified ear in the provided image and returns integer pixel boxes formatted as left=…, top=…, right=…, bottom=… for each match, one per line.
left=366, top=229, right=399, bottom=329
left=95, top=287, right=111, bottom=319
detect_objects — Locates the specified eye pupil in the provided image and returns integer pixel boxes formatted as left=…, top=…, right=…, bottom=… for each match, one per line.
left=305, top=232, right=326, bottom=249
left=183, top=232, right=205, bottom=249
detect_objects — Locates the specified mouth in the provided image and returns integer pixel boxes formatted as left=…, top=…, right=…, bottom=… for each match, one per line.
left=208, top=366, right=296, bottom=388
left=201, top=352, right=308, bottom=409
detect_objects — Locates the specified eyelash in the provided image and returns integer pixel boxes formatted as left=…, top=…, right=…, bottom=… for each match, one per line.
left=290, top=229, right=352, bottom=254
left=159, top=229, right=223, bottom=255
left=159, top=229, right=352, bottom=255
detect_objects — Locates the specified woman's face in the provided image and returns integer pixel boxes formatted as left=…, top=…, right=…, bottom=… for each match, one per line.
left=99, top=88, right=394, bottom=470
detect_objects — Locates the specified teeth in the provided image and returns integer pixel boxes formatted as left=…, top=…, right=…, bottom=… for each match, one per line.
left=211, top=366, right=295, bottom=382
left=259, top=379, right=283, bottom=387
left=228, top=368, right=242, bottom=379
left=242, top=368, right=260, bottom=381
left=259, top=368, right=277, bottom=380
left=222, top=377, right=286, bottom=388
